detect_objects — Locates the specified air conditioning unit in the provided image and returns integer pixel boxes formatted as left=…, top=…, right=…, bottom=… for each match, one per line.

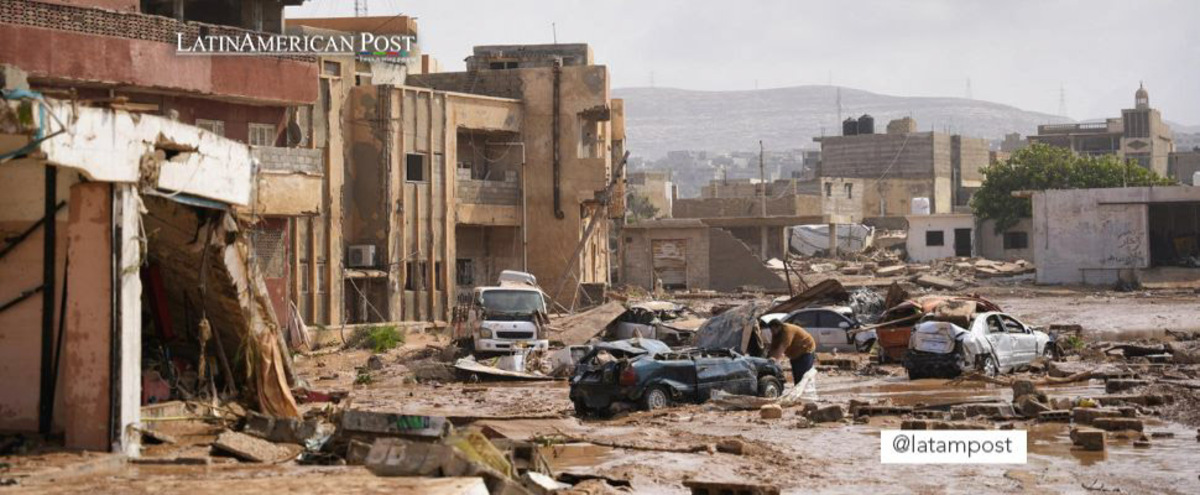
left=348, top=245, right=376, bottom=268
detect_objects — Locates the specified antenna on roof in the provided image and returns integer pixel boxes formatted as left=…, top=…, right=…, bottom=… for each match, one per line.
left=355, top=0, right=367, bottom=16
left=552, top=22, right=558, bottom=44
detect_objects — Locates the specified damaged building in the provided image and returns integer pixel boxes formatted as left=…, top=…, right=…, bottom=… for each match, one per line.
left=1030, top=186, right=1200, bottom=287
left=0, top=0, right=318, bottom=455
left=814, top=116, right=990, bottom=219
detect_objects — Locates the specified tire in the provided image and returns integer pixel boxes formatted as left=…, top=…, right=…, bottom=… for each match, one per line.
left=1042, top=344, right=1056, bottom=360
left=639, top=386, right=671, bottom=411
left=906, top=367, right=924, bottom=380
left=981, top=355, right=1000, bottom=377
left=573, top=399, right=590, bottom=417
left=758, top=376, right=782, bottom=398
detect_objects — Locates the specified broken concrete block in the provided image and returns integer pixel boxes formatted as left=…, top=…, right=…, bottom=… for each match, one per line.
left=810, top=405, right=844, bottom=423
left=792, top=418, right=813, bottom=429
left=759, top=404, right=783, bottom=420
left=345, top=439, right=372, bottom=465
left=1070, top=427, right=1106, bottom=451
left=1105, top=379, right=1149, bottom=394
left=212, top=431, right=300, bottom=463
left=1150, top=431, right=1174, bottom=439
left=340, top=410, right=452, bottom=439
left=1092, top=417, right=1144, bottom=432
left=1015, top=395, right=1051, bottom=418
left=847, top=399, right=869, bottom=416
left=856, top=405, right=913, bottom=417
left=949, top=407, right=967, bottom=421
left=964, top=403, right=1014, bottom=418
left=914, top=275, right=960, bottom=290
left=1133, top=440, right=1151, bottom=448
left=1097, top=394, right=1171, bottom=407
left=810, top=263, right=838, bottom=273
left=907, top=265, right=931, bottom=274
left=1038, top=410, right=1071, bottom=422
left=901, top=420, right=929, bottom=430
left=364, top=437, right=521, bottom=494
left=839, top=265, right=862, bottom=275
left=875, top=265, right=907, bottom=277
left=367, top=354, right=384, bottom=371
left=522, top=472, right=572, bottom=494
left=716, top=438, right=746, bottom=455
left=1072, top=407, right=1123, bottom=425
left=1011, top=380, right=1041, bottom=401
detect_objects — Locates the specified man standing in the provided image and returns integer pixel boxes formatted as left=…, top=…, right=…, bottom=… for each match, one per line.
left=766, top=318, right=817, bottom=390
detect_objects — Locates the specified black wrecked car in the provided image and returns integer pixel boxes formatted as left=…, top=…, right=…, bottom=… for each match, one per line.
left=568, top=338, right=784, bottom=415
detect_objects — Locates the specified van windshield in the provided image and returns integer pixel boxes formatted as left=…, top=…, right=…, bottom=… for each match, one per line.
left=481, top=290, right=544, bottom=317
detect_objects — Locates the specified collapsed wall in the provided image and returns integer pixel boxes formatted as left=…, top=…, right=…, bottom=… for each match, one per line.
left=708, top=228, right=788, bottom=292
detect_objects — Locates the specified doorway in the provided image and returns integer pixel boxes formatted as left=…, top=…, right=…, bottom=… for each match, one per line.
left=954, top=228, right=972, bottom=257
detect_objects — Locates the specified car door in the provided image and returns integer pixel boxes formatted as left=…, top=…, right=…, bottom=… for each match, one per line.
left=788, top=310, right=836, bottom=352
left=982, top=314, right=1015, bottom=371
left=1000, top=315, right=1037, bottom=366
left=818, top=311, right=857, bottom=352
left=693, top=349, right=756, bottom=398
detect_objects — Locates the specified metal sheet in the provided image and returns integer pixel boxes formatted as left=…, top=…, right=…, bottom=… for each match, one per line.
left=651, top=239, right=687, bottom=288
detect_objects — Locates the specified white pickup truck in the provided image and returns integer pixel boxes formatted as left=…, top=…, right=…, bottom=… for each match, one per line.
left=452, top=271, right=550, bottom=356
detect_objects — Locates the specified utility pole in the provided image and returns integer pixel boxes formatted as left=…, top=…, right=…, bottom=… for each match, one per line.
left=759, top=140, right=767, bottom=217
left=552, top=22, right=557, bottom=44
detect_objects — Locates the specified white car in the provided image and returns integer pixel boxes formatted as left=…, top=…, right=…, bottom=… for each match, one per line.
left=779, top=306, right=876, bottom=353
left=904, top=311, right=1053, bottom=379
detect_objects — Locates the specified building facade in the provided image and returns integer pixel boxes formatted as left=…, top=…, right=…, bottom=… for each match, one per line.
left=1028, top=84, right=1175, bottom=176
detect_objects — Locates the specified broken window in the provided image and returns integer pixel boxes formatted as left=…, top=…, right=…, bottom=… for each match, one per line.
left=1003, top=231, right=1028, bottom=250
left=406, top=154, right=427, bottom=182
left=925, top=230, right=945, bottom=246
left=578, top=117, right=604, bottom=158
left=248, top=123, right=275, bottom=146
left=195, top=119, right=225, bottom=137
left=456, top=259, right=474, bottom=286
left=405, top=261, right=428, bottom=291
left=844, top=183, right=853, bottom=199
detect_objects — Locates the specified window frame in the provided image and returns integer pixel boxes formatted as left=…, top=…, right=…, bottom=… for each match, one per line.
left=925, top=230, right=945, bottom=247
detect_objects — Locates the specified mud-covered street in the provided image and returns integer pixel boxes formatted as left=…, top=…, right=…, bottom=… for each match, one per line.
left=6, top=284, right=1200, bottom=495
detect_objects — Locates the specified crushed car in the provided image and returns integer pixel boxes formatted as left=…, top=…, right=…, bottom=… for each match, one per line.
left=603, top=301, right=704, bottom=347
left=875, top=295, right=1001, bottom=363
left=904, top=310, right=1054, bottom=379
left=568, top=338, right=784, bottom=415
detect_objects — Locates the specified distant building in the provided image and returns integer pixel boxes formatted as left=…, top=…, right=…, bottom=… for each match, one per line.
left=814, top=117, right=989, bottom=220
left=1169, top=150, right=1200, bottom=185
left=1028, top=84, right=1174, bottom=176
left=628, top=170, right=675, bottom=218
left=1000, top=132, right=1027, bottom=153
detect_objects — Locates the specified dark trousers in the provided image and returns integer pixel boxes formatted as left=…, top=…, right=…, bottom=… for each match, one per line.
left=789, top=353, right=816, bottom=385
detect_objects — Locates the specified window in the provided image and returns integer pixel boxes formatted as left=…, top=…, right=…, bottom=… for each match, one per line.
left=789, top=311, right=819, bottom=327
left=406, top=154, right=426, bottom=182
left=925, top=230, right=945, bottom=246
left=816, top=311, right=848, bottom=328
left=1003, top=231, right=1029, bottom=250
left=488, top=61, right=518, bottom=70
left=1000, top=316, right=1026, bottom=334
left=322, top=60, right=341, bottom=77
left=844, top=183, right=853, bottom=199
left=195, top=119, right=225, bottom=137
left=435, top=261, right=444, bottom=290
left=824, top=182, right=832, bottom=197
left=248, top=123, right=275, bottom=146
left=456, top=259, right=474, bottom=286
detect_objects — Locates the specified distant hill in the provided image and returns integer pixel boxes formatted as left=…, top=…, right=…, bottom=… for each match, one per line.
left=613, top=85, right=1072, bottom=159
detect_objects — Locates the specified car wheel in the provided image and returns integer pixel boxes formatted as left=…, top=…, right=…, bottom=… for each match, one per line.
left=857, top=338, right=876, bottom=354
left=1042, top=344, right=1055, bottom=361
left=572, top=399, right=590, bottom=417
left=639, top=386, right=671, bottom=411
left=758, top=376, right=782, bottom=398
left=906, top=367, right=924, bottom=380
left=981, top=355, right=1000, bottom=377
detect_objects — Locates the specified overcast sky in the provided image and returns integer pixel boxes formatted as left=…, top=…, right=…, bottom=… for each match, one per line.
left=288, top=0, right=1200, bottom=125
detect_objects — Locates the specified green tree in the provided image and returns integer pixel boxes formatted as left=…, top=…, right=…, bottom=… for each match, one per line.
left=970, top=143, right=1174, bottom=232
left=626, top=193, right=660, bottom=221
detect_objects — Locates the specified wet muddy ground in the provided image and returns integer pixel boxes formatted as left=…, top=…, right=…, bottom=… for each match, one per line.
left=5, top=289, right=1200, bottom=494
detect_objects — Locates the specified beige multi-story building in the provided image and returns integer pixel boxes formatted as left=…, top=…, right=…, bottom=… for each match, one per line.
left=1028, top=84, right=1175, bottom=176
left=627, top=170, right=675, bottom=218
left=814, top=118, right=989, bottom=220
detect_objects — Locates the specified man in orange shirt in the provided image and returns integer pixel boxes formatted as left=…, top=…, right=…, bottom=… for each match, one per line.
left=766, top=319, right=817, bottom=385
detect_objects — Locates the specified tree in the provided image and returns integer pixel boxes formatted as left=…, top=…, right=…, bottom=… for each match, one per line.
left=970, top=143, right=1175, bottom=232
left=626, top=193, right=660, bottom=222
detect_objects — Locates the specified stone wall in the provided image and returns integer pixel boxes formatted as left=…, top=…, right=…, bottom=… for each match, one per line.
left=252, top=146, right=323, bottom=174
left=456, top=170, right=520, bottom=206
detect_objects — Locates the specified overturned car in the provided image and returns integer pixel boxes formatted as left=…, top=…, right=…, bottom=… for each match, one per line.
left=904, top=311, right=1054, bottom=379
left=569, top=338, right=784, bottom=416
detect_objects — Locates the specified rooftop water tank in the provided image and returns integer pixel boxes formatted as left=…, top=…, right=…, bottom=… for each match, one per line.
left=858, top=114, right=875, bottom=135
left=842, top=117, right=858, bottom=136
left=911, top=197, right=931, bottom=215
